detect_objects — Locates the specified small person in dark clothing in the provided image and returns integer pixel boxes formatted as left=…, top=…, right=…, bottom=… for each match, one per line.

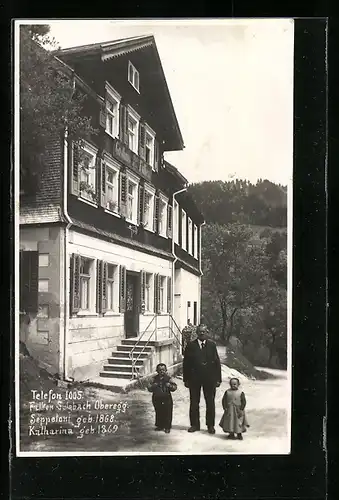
left=148, top=363, right=177, bottom=433
left=219, top=377, right=250, bottom=440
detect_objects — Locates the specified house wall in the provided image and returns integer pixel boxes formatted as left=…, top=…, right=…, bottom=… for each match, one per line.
left=19, top=226, right=62, bottom=374
left=174, top=267, right=201, bottom=333
left=67, top=229, right=173, bottom=379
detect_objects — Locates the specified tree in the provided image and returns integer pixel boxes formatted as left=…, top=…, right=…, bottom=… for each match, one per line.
left=20, top=24, right=97, bottom=192
left=265, top=232, right=287, bottom=286
left=260, top=283, right=287, bottom=367
left=202, top=223, right=270, bottom=343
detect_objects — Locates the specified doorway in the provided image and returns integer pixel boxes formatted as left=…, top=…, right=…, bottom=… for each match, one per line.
left=124, top=272, right=140, bottom=338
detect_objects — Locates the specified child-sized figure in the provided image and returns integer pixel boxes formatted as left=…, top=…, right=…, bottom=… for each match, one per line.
left=148, top=363, right=177, bottom=433
left=219, top=377, right=250, bottom=440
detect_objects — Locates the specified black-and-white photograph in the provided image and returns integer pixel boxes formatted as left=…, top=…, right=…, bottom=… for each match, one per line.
left=15, top=18, right=293, bottom=456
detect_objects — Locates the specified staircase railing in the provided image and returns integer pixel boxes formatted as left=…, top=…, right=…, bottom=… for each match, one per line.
left=129, top=314, right=157, bottom=380
left=129, top=314, right=184, bottom=380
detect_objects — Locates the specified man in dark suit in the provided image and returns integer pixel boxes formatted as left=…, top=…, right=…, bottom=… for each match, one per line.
left=183, top=324, right=222, bottom=434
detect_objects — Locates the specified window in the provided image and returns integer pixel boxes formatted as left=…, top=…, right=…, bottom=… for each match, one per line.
left=80, top=257, right=91, bottom=310
left=194, top=225, right=198, bottom=259
left=105, top=84, right=121, bottom=138
left=128, top=116, right=137, bottom=152
left=181, top=210, right=187, bottom=250
left=105, top=162, right=119, bottom=212
left=145, top=273, right=153, bottom=312
left=37, top=305, right=49, bottom=318
left=39, top=254, right=49, bottom=267
left=145, top=125, right=155, bottom=167
left=159, top=276, right=166, bottom=312
left=188, top=218, right=193, bottom=255
left=158, top=197, right=168, bottom=237
left=38, top=279, right=49, bottom=292
left=127, top=177, right=138, bottom=224
left=173, top=200, right=179, bottom=245
left=107, top=264, right=118, bottom=311
left=143, top=187, right=155, bottom=230
left=193, top=301, right=198, bottom=326
left=78, top=142, right=98, bottom=203
left=128, top=61, right=140, bottom=92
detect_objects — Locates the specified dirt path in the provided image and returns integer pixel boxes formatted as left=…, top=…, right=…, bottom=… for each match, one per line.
left=126, top=368, right=290, bottom=454
left=21, top=368, right=289, bottom=454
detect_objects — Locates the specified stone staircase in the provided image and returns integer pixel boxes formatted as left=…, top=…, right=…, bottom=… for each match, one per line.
left=99, top=338, right=156, bottom=381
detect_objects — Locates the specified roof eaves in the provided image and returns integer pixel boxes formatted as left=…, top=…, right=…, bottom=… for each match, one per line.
left=101, top=39, right=153, bottom=61
left=150, top=44, right=184, bottom=150
left=164, top=161, right=188, bottom=186
left=54, top=56, right=104, bottom=104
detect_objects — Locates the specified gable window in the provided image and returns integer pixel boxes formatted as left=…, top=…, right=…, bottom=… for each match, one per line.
left=127, top=176, right=139, bottom=224
left=158, top=196, right=168, bottom=238
left=127, top=106, right=140, bottom=154
left=143, top=186, right=155, bottom=230
left=128, top=61, right=140, bottom=93
left=181, top=210, right=187, bottom=250
left=105, top=84, right=121, bottom=138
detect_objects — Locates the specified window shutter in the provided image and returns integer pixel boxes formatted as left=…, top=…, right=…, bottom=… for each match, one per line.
left=99, top=103, right=106, bottom=128
left=102, top=261, right=108, bottom=313
left=138, top=122, right=146, bottom=160
left=140, top=270, right=146, bottom=311
left=95, top=155, right=100, bottom=204
left=154, top=140, right=160, bottom=172
left=71, top=143, right=80, bottom=196
left=157, top=275, right=161, bottom=314
left=167, top=277, right=172, bottom=314
left=167, top=204, right=173, bottom=238
left=70, top=254, right=80, bottom=314
left=96, top=260, right=102, bottom=314
left=119, top=103, right=124, bottom=143
left=153, top=195, right=160, bottom=233
left=20, top=251, right=38, bottom=314
left=119, top=170, right=127, bottom=218
left=153, top=273, right=158, bottom=314
left=119, top=103, right=129, bottom=145
left=138, top=184, right=144, bottom=225
left=100, top=161, right=106, bottom=208
left=119, top=265, right=126, bottom=313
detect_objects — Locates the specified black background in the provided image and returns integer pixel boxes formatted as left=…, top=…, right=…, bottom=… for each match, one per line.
left=2, top=13, right=329, bottom=500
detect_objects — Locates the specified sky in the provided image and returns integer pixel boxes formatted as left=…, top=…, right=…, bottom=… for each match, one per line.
left=45, top=19, right=294, bottom=186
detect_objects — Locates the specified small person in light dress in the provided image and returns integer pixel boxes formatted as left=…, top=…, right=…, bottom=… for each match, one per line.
left=219, top=377, right=249, bottom=440
left=148, top=363, right=177, bottom=433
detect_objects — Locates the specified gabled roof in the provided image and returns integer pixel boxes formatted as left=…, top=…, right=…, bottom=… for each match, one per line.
left=54, top=35, right=184, bottom=151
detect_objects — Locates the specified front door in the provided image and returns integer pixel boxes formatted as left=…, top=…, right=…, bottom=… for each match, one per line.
left=125, top=272, right=140, bottom=338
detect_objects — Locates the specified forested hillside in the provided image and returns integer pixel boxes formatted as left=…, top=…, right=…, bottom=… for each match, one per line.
left=188, top=179, right=287, bottom=228
left=189, top=179, right=288, bottom=369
